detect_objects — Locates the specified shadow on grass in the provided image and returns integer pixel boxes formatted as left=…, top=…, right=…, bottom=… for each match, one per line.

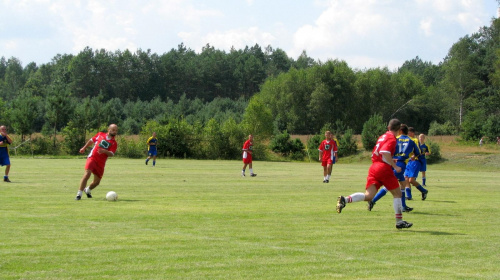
left=410, top=212, right=460, bottom=217
left=416, top=230, right=465, bottom=236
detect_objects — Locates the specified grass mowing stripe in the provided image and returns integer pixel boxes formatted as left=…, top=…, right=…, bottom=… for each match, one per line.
left=0, top=157, right=498, bottom=279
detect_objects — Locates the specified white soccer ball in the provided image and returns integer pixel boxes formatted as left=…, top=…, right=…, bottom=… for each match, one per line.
left=106, top=191, right=118, bottom=201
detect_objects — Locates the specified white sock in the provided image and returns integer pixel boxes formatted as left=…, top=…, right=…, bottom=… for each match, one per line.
left=85, top=186, right=91, bottom=194
left=326, top=174, right=331, bottom=180
left=394, top=198, right=403, bottom=222
left=77, top=190, right=83, bottom=196
left=348, top=193, right=365, bottom=203
left=249, top=168, right=253, bottom=174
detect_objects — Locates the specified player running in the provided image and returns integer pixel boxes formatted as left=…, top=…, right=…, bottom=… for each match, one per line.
left=336, top=119, right=413, bottom=229
left=404, top=128, right=428, bottom=200
left=418, top=133, right=431, bottom=187
left=75, top=124, right=118, bottom=200
left=368, top=124, right=420, bottom=212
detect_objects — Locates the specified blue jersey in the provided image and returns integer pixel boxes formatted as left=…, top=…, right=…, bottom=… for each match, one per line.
left=0, top=135, right=11, bottom=166
left=147, top=137, right=157, bottom=152
left=393, top=135, right=420, bottom=162
left=419, top=143, right=430, bottom=160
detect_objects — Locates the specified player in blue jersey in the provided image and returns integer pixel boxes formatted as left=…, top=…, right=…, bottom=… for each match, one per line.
left=404, top=128, right=429, bottom=200
left=145, top=132, right=158, bottom=167
left=0, top=125, right=13, bottom=182
left=418, top=134, right=431, bottom=186
left=368, top=124, right=419, bottom=212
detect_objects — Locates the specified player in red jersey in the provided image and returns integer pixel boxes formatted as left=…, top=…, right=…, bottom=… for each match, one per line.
left=75, top=124, right=118, bottom=200
left=318, top=131, right=338, bottom=183
left=336, top=119, right=412, bottom=229
left=241, top=134, right=256, bottom=177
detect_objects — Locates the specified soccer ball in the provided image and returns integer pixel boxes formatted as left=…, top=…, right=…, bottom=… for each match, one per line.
left=106, top=191, right=118, bottom=201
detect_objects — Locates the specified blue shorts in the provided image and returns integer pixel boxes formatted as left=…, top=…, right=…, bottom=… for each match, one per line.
left=148, top=149, right=157, bottom=157
left=405, top=160, right=421, bottom=178
left=0, top=149, right=10, bottom=166
left=393, top=161, right=406, bottom=182
left=419, top=158, right=427, bottom=172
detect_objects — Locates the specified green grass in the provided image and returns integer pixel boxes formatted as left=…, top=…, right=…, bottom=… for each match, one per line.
left=1, top=157, right=499, bottom=279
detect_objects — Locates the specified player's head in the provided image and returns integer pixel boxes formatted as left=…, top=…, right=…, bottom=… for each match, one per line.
left=324, top=131, right=332, bottom=139
left=387, top=119, right=401, bottom=133
left=0, top=126, right=6, bottom=132
left=419, top=134, right=426, bottom=142
left=152, top=132, right=156, bottom=137
left=408, top=127, right=415, bottom=137
left=400, top=124, right=408, bottom=135
left=248, top=134, right=253, bottom=141
left=108, top=124, right=118, bottom=137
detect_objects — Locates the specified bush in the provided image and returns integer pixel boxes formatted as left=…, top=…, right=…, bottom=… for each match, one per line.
left=426, top=141, right=442, bottom=164
left=428, top=121, right=458, bottom=136
left=306, top=135, right=322, bottom=162
left=361, top=115, right=386, bottom=151
left=270, top=131, right=293, bottom=155
left=116, top=137, right=145, bottom=158
left=337, top=129, right=358, bottom=157
left=461, top=109, right=485, bottom=141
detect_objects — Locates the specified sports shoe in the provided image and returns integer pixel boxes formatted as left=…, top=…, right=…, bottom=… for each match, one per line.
left=402, top=206, right=413, bottom=212
left=3, top=177, right=11, bottom=182
left=84, top=187, right=92, bottom=198
left=407, top=197, right=413, bottom=200
left=241, top=173, right=245, bottom=177
left=367, top=201, right=375, bottom=211
left=422, top=191, right=428, bottom=201
left=145, top=160, right=148, bottom=165
left=325, top=180, right=329, bottom=183
left=250, top=173, right=257, bottom=177
left=75, top=195, right=81, bottom=201
left=336, top=196, right=346, bottom=213
left=323, top=179, right=327, bottom=183
left=396, top=220, right=413, bottom=229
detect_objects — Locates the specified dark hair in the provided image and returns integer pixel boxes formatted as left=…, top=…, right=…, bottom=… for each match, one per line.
left=400, top=124, right=408, bottom=135
left=388, top=119, right=401, bottom=132
left=408, top=127, right=415, bottom=133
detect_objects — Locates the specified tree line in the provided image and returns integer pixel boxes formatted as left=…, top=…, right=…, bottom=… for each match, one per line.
left=0, top=17, right=499, bottom=159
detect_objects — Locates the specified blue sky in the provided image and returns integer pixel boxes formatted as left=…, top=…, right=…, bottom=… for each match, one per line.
left=1, top=0, right=498, bottom=69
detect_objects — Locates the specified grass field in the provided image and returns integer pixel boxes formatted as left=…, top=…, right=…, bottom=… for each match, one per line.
left=1, top=155, right=499, bottom=279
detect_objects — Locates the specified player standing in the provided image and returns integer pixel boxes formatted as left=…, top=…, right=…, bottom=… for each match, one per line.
left=318, top=131, right=338, bottom=183
left=241, top=134, right=256, bottom=177
left=145, top=132, right=158, bottom=167
left=336, top=119, right=413, bottom=229
left=404, top=127, right=428, bottom=200
left=0, top=125, right=13, bottom=182
left=419, top=134, right=431, bottom=187
left=75, top=124, right=118, bottom=200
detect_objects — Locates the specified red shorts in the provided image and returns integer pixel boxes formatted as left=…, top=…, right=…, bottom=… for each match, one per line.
left=365, top=162, right=399, bottom=191
left=85, top=158, right=105, bottom=178
left=321, top=159, right=333, bottom=166
left=242, top=152, right=252, bottom=164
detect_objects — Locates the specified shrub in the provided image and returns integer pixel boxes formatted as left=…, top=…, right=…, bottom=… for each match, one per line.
left=306, top=135, right=322, bottom=162
left=270, top=131, right=293, bottom=155
left=337, top=129, right=358, bottom=157
left=426, top=141, right=441, bottom=164
left=428, top=121, right=458, bottom=136
left=361, top=114, right=386, bottom=151
left=116, top=137, right=145, bottom=159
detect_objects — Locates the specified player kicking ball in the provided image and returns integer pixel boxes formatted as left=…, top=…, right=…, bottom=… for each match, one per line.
left=336, top=119, right=413, bottom=229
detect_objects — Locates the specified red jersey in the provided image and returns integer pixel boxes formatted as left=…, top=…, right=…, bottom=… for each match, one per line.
left=318, top=139, right=338, bottom=162
left=87, top=132, right=118, bottom=166
left=371, top=131, right=397, bottom=165
left=242, top=140, right=253, bottom=153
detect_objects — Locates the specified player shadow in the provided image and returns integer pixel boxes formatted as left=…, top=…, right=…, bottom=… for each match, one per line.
left=408, top=211, right=460, bottom=217
left=415, top=230, right=465, bottom=236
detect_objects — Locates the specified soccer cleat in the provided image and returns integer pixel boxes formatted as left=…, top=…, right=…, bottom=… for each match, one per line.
left=75, top=195, right=81, bottom=201
left=422, top=191, right=428, bottom=201
left=325, top=180, right=329, bottom=183
left=241, top=173, right=245, bottom=177
left=396, top=220, right=413, bottom=229
left=367, top=201, right=375, bottom=211
left=336, top=196, right=346, bottom=213
left=402, top=206, right=413, bottom=212
left=84, top=187, right=92, bottom=198
left=407, top=197, right=412, bottom=200
left=3, top=177, right=11, bottom=182
left=323, top=179, right=326, bottom=183
left=250, top=173, right=257, bottom=177
left=145, top=160, right=148, bottom=165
